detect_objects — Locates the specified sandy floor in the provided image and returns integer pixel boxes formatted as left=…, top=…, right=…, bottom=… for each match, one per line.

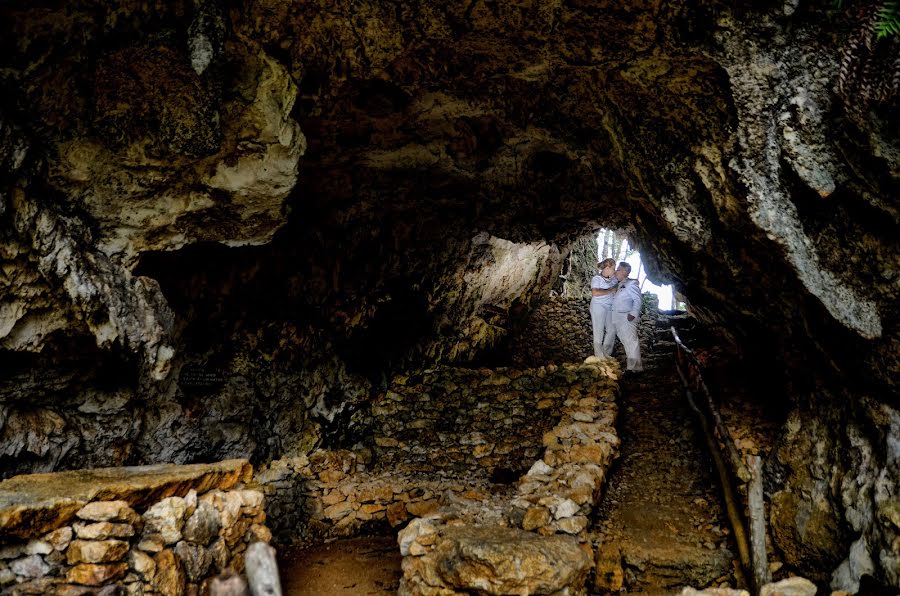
left=278, top=536, right=402, bottom=596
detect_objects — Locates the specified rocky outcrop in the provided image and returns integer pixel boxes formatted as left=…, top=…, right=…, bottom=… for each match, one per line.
left=767, top=397, right=900, bottom=593
left=399, top=523, right=592, bottom=596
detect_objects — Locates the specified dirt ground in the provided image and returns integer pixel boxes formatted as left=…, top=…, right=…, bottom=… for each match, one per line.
left=592, top=323, right=742, bottom=594
left=278, top=536, right=402, bottom=596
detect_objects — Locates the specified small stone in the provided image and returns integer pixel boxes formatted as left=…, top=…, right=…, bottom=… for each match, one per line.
left=0, top=567, right=14, bottom=585
left=237, top=490, right=264, bottom=510
left=321, top=491, right=345, bottom=506
left=201, top=491, right=242, bottom=528
left=77, top=501, right=139, bottom=524
left=386, top=502, right=409, bottom=527
left=67, top=540, right=130, bottom=564
left=209, top=538, right=230, bottom=573
left=183, top=502, right=221, bottom=546
left=323, top=501, right=353, bottom=521
left=24, top=540, right=53, bottom=555
left=143, top=497, right=187, bottom=545
left=11, top=554, right=49, bottom=579
left=360, top=503, right=386, bottom=515
left=553, top=499, right=580, bottom=520
left=759, top=577, right=817, bottom=596
left=128, top=549, right=156, bottom=580
left=174, top=541, right=213, bottom=582
left=66, top=563, right=128, bottom=586
left=406, top=500, right=439, bottom=517
left=0, top=544, right=24, bottom=559
left=527, top=460, right=553, bottom=476
left=223, top=517, right=252, bottom=547
left=358, top=484, right=393, bottom=503
left=153, top=550, right=186, bottom=595
left=522, top=507, right=551, bottom=531
left=319, top=469, right=345, bottom=484
left=247, top=524, right=272, bottom=543
left=73, top=522, right=135, bottom=540
left=554, top=516, right=589, bottom=534
left=209, top=572, right=249, bottom=596
left=137, top=535, right=165, bottom=553
left=44, top=527, right=74, bottom=551
left=184, top=490, right=198, bottom=516
left=398, top=518, right=436, bottom=556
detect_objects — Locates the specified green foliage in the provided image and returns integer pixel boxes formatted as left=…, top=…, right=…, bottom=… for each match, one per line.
left=829, top=0, right=899, bottom=39
left=874, top=1, right=899, bottom=38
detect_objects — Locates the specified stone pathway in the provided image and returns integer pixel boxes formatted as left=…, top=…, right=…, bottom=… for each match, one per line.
left=592, top=316, right=739, bottom=594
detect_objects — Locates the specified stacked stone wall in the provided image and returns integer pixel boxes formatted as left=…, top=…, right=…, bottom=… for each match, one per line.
left=370, top=367, right=585, bottom=478
left=510, top=294, right=660, bottom=368
left=0, top=460, right=270, bottom=595
left=257, top=360, right=621, bottom=556
left=510, top=297, right=593, bottom=367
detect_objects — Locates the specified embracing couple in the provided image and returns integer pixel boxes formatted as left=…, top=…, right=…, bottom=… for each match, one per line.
left=590, top=259, right=643, bottom=374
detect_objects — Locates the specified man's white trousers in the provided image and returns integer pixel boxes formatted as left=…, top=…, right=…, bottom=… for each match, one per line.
left=603, top=311, right=643, bottom=371
left=589, top=301, right=611, bottom=358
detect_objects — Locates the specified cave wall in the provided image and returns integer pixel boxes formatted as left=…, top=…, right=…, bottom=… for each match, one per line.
left=0, top=0, right=898, bottom=588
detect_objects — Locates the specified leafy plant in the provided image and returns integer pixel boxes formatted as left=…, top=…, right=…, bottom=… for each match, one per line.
left=873, top=1, right=899, bottom=38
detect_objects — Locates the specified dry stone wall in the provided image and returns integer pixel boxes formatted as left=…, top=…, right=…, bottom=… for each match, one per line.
left=257, top=360, right=621, bottom=547
left=0, top=460, right=270, bottom=595
left=510, top=293, right=661, bottom=368
left=510, top=297, right=593, bottom=367
left=257, top=359, right=622, bottom=595
left=370, top=367, right=583, bottom=478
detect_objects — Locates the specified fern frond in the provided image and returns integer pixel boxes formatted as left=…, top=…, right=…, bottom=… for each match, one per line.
left=875, top=1, right=900, bottom=39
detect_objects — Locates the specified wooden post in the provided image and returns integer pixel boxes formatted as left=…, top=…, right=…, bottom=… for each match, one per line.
left=747, top=455, right=771, bottom=593
left=246, top=542, right=283, bottom=596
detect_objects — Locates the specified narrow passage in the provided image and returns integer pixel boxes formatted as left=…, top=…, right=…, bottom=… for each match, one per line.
left=593, top=314, right=738, bottom=593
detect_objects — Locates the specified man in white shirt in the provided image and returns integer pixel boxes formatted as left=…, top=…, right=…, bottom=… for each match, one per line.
left=590, top=258, right=618, bottom=357
left=602, top=262, right=643, bottom=373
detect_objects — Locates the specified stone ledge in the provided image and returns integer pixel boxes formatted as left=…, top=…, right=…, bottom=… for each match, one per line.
left=0, top=460, right=252, bottom=538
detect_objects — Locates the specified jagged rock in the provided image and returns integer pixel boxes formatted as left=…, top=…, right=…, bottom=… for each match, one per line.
left=174, top=541, right=213, bottom=582
left=73, top=522, right=134, bottom=540
left=759, top=577, right=817, bottom=596
left=183, top=502, right=221, bottom=546
left=152, top=549, right=185, bottom=595
left=66, top=540, right=129, bottom=564
left=10, top=554, right=49, bottom=579
left=402, top=525, right=591, bottom=595
left=66, top=562, right=128, bottom=586
left=143, top=497, right=187, bottom=545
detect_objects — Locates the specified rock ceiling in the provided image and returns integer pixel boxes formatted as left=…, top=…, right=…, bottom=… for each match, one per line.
left=0, top=0, right=897, bottom=394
